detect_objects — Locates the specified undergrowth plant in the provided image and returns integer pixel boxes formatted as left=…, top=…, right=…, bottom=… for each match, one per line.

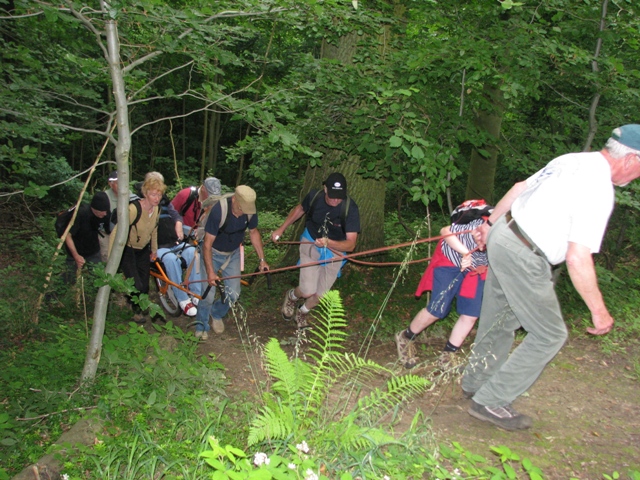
left=246, top=290, right=431, bottom=475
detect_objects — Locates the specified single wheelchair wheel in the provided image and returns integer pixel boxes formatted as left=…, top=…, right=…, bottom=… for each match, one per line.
left=155, top=277, right=182, bottom=317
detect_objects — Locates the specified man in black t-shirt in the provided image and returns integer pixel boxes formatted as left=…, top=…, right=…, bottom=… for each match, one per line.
left=64, top=192, right=110, bottom=283
left=271, top=173, right=360, bottom=329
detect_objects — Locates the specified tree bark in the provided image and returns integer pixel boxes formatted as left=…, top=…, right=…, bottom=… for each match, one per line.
left=582, top=0, right=608, bottom=152
left=465, top=84, right=505, bottom=203
left=300, top=32, right=386, bottom=253
left=81, top=6, right=132, bottom=383
left=200, top=109, right=208, bottom=183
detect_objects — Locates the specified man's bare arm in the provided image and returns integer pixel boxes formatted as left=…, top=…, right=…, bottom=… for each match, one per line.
left=566, top=242, right=614, bottom=335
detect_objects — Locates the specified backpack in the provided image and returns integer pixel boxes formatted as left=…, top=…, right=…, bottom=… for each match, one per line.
left=110, top=193, right=143, bottom=228
left=193, top=192, right=254, bottom=242
left=55, top=206, right=77, bottom=238
left=306, top=189, right=351, bottom=236
left=157, top=195, right=179, bottom=248
left=450, top=199, right=493, bottom=225
left=178, top=186, right=199, bottom=217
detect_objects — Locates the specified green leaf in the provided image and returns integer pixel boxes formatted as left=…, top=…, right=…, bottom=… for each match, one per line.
left=389, top=136, right=402, bottom=148
left=411, top=145, right=425, bottom=159
left=23, top=182, right=49, bottom=199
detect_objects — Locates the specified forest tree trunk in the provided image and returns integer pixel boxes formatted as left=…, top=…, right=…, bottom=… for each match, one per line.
left=465, top=84, right=505, bottom=203
left=301, top=32, right=386, bottom=253
left=81, top=7, right=132, bottom=383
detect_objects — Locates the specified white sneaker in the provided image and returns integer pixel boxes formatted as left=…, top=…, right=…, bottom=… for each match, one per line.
left=191, top=296, right=199, bottom=307
left=179, top=299, right=197, bottom=317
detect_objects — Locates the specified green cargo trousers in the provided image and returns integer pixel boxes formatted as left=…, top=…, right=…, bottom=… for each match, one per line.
left=461, top=215, right=568, bottom=407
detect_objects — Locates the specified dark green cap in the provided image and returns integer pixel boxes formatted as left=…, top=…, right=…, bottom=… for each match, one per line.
left=612, top=124, right=640, bottom=150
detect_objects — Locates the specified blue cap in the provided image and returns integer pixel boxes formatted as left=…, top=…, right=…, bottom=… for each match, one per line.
left=612, top=124, right=640, bottom=151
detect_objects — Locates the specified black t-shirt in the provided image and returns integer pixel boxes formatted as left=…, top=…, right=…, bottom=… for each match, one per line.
left=68, top=204, right=104, bottom=257
left=302, top=190, right=360, bottom=241
left=204, top=198, right=258, bottom=252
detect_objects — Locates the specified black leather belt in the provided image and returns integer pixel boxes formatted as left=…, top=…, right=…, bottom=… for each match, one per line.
left=505, top=212, right=542, bottom=256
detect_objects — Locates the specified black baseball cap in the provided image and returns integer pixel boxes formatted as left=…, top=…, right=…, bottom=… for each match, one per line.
left=323, top=173, right=347, bottom=199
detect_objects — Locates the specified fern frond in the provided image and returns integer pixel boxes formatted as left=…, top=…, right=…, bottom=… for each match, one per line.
left=263, top=337, right=311, bottom=407
left=304, top=291, right=350, bottom=413
left=325, top=415, right=396, bottom=453
left=247, top=403, right=295, bottom=446
left=355, top=374, right=430, bottom=423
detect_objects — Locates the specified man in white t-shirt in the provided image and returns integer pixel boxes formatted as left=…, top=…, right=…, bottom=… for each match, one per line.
left=461, top=124, right=640, bottom=431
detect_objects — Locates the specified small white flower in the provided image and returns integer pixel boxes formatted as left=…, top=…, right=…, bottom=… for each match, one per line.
left=253, top=452, right=270, bottom=466
left=383, top=476, right=391, bottom=480
left=61, top=475, right=70, bottom=480
left=288, top=463, right=297, bottom=470
left=296, top=440, right=310, bottom=453
left=453, top=468, right=461, bottom=476
left=305, top=468, right=318, bottom=480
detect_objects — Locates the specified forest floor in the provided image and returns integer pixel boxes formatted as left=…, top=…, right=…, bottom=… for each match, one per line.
left=147, top=271, right=640, bottom=480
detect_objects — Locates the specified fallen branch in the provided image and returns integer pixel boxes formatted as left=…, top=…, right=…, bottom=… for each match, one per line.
left=16, top=406, right=97, bottom=422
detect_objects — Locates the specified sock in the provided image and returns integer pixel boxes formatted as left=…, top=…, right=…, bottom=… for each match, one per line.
left=299, top=304, right=310, bottom=314
left=289, top=289, right=298, bottom=301
left=443, top=341, right=459, bottom=352
left=403, top=328, right=418, bottom=341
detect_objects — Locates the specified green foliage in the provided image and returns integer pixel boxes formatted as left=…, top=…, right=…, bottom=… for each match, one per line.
left=247, top=290, right=430, bottom=473
left=200, top=436, right=324, bottom=480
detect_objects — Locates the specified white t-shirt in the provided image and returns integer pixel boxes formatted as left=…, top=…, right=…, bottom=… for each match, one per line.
left=511, top=152, right=614, bottom=265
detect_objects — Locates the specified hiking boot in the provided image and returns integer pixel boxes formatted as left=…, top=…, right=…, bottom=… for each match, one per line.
left=180, top=300, right=197, bottom=317
left=194, top=330, right=203, bottom=339
left=211, top=317, right=225, bottom=334
left=436, top=351, right=465, bottom=374
left=282, top=289, right=297, bottom=321
left=395, top=331, right=418, bottom=369
left=462, top=389, right=476, bottom=400
left=295, top=309, right=310, bottom=330
left=468, top=401, right=533, bottom=431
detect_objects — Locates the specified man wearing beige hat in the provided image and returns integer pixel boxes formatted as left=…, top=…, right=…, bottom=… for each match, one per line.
left=195, top=185, right=269, bottom=339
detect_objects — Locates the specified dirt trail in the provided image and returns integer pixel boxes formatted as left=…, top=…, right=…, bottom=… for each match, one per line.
left=160, top=308, right=639, bottom=480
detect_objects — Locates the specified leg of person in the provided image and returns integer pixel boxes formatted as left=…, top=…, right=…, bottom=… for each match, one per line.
left=396, top=266, right=458, bottom=369
left=395, top=308, right=440, bottom=369
left=447, top=315, right=478, bottom=349
left=295, top=244, right=341, bottom=329
left=448, top=273, right=484, bottom=350
left=210, top=248, right=241, bottom=334
left=157, top=248, right=195, bottom=316
left=472, top=251, right=566, bottom=406
left=193, top=252, right=216, bottom=339
left=133, top=246, right=151, bottom=295
left=281, top=243, right=318, bottom=322
left=64, top=255, right=78, bottom=285
left=119, top=246, right=147, bottom=324
left=467, top=218, right=567, bottom=430
left=181, top=246, right=202, bottom=304
left=461, top=223, right=522, bottom=397
left=436, top=314, right=477, bottom=373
